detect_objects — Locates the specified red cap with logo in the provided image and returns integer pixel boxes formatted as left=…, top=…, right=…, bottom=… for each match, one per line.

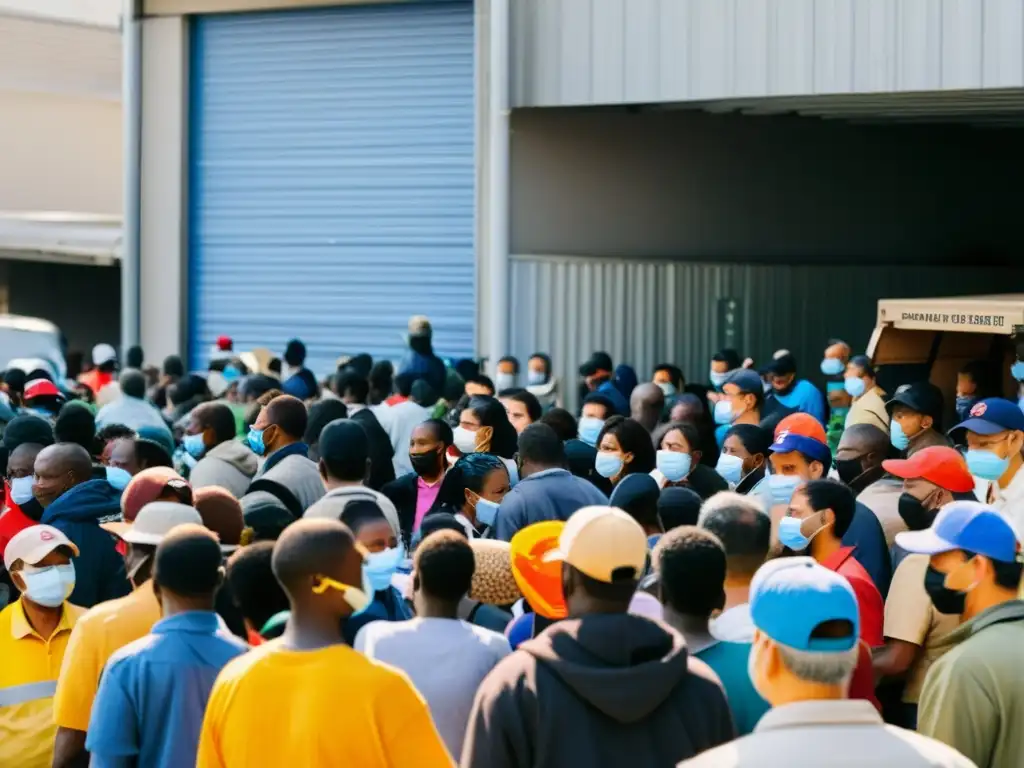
left=882, top=446, right=976, bottom=493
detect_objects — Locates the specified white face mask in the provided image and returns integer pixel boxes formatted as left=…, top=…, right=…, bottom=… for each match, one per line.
left=9, top=475, right=35, bottom=505
left=495, top=373, right=516, bottom=392
left=453, top=426, right=479, bottom=455
left=20, top=563, right=76, bottom=608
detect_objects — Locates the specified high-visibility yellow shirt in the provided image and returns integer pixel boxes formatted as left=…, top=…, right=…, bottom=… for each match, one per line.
left=197, top=641, right=454, bottom=768
left=52, top=579, right=161, bottom=731
left=0, top=598, right=84, bottom=768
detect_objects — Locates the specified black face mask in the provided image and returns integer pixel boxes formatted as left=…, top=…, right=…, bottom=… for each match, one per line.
left=410, top=448, right=442, bottom=479
left=923, top=565, right=967, bottom=615
left=898, top=492, right=937, bottom=532
left=834, top=458, right=864, bottom=488
left=772, top=379, right=796, bottom=397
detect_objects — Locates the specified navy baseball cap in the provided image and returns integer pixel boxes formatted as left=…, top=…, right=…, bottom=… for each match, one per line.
left=950, top=398, right=1024, bottom=437
left=723, top=368, right=763, bottom=395
left=895, top=500, right=1021, bottom=564
left=750, top=557, right=859, bottom=652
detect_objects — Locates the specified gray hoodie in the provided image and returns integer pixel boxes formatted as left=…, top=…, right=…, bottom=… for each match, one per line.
left=189, top=440, right=259, bottom=498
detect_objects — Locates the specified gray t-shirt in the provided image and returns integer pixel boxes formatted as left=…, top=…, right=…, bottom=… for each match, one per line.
left=354, top=617, right=511, bottom=761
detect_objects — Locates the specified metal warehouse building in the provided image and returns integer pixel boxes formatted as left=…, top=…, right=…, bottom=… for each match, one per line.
left=129, top=0, right=1024, bottom=399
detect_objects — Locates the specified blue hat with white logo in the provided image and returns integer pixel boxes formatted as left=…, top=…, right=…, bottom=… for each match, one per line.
left=951, top=397, right=1024, bottom=437
left=749, top=557, right=859, bottom=652
left=895, top=500, right=1021, bottom=564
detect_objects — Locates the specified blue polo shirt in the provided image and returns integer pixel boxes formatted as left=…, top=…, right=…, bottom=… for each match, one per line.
left=86, top=611, right=248, bottom=768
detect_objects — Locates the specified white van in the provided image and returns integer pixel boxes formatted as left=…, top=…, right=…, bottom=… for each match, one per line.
left=0, top=315, right=67, bottom=380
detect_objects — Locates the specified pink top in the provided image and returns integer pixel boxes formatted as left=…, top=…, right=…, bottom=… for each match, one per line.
left=413, top=476, right=443, bottom=531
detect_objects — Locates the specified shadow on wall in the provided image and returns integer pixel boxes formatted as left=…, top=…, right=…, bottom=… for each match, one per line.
left=6, top=259, right=121, bottom=359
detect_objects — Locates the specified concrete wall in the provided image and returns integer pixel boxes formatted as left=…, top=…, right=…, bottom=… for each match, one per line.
left=512, top=0, right=1024, bottom=107
left=510, top=109, right=1024, bottom=264
left=0, top=90, right=122, bottom=214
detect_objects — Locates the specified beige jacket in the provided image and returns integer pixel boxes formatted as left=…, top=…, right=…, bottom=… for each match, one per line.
left=846, top=386, right=890, bottom=433
left=679, top=700, right=976, bottom=767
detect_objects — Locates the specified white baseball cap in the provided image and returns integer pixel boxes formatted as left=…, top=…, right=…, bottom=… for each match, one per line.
left=101, top=502, right=203, bottom=546
left=92, top=343, right=118, bottom=366
left=4, top=525, right=79, bottom=572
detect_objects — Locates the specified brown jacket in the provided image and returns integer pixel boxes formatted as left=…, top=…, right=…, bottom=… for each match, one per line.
left=460, top=613, right=734, bottom=767
left=907, top=428, right=951, bottom=456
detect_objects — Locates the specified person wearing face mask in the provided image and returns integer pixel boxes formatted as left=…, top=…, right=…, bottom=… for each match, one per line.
left=494, top=356, right=520, bottom=394
left=954, top=360, right=999, bottom=424
left=652, top=363, right=684, bottom=413
left=897, top=501, right=1024, bottom=768
left=431, top=453, right=511, bottom=538
left=712, top=369, right=764, bottom=448
left=761, top=351, right=826, bottom=426
left=952, top=397, right=1024, bottom=531
left=52, top=501, right=198, bottom=768
left=85, top=525, right=248, bottom=768
left=335, top=500, right=413, bottom=643
left=594, top=416, right=657, bottom=490
left=382, top=419, right=453, bottom=537
left=495, top=424, right=605, bottom=542
left=577, top=392, right=615, bottom=448
left=355, top=530, right=511, bottom=762
left=525, top=352, right=559, bottom=411
left=196, top=518, right=451, bottom=768
left=246, top=395, right=324, bottom=516
left=843, top=355, right=889, bottom=433
left=302, top=419, right=402, bottom=540
left=452, top=395, right=519, bottom=483
left=762, top=414, right=892, bottom=599
left=821, top=339, right=853, bottom=451
left=708, top=348, right=742, bottom=398
left=653, top=421, right=728, bottom=500
left=680, top=557, right=974, bottom=768
left=0, top=441, right=49, bottom=571
left=184, top=402, right=258, bottom=498
left=834, top=424, right=900, bottom=544
left=872, top=448, right=975, bottom=729
left=886, top=382, right=950, bottom=456
left=33, top=443, right=128, bottom=609
left=0, top=525, right=82, bottom=768
left=717, top=424, right=771, bottom=494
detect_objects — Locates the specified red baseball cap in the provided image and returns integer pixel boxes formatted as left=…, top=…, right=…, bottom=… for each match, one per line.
left=882, top=446, right=976, bottom=494
left=24, top=379, right=63, bottom=400
left=774, top=413, right=827, bottom=444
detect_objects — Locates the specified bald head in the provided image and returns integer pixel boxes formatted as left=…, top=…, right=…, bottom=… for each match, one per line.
left=271, top=518, right=361, bottom=602
left=631, top=383, right=665, bottom=433
left=825, top=340, right=851, bottom=364
left=838, top=424, right=889, bottom=458
left=32, top=443, right=93, bottom=508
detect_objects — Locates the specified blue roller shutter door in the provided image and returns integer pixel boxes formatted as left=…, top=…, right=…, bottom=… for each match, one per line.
left=189, top=2, right=475, bottom=373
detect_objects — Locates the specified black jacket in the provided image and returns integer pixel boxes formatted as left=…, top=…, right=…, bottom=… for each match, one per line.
left=351, top=409, right=395, bottom=491
left=381, top=472, right=418, bottom=538
left=462, top=614, right=734, bottom=768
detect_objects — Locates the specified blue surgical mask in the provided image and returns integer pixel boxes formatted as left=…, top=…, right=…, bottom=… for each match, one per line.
left=966, top=449, right=1011, bottom=482
left=578, top=417, right=605, bottom=447
left=20, top=563, right=76, bottom=608
left=222, top=365, right=241, bottom=383
left=657, top=382, right=677, bottom=398
left=9, top=475, right=34, bottom=505
left=475, top=496, right=500, bottom=527
left=183, top=432, right=206, bottom=459
left=820, top=358, right=844, bottom=376
left=844, top=377, right=866, bottom=398
left=709, top=370, right=728, bottom=390
left=105, top=466, right=133, bottom=491
left=247, top=427, right=266, bottom=456
left=713, top=400, right=734, bottom=425
left=955, top=396, right=976, bottom=421
left=890, top=420, right=910, bottom=451
left=715, top=453, right=744, bottom=486
left=778, top=516, right=810, bottom=551
left=657, top=450, right=691, bottom=483
left=1012, top=361, right=1024, bottom=381
left=767, top=474, right=801, bottom=506
left=527, top=370, right=546, bottom=387
left=365, top=543, right=405, bottom=593
left=595, top=452, right=624, bottom=479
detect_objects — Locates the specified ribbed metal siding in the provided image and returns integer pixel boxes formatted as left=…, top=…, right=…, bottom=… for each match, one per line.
left=512, top=0, right=1024, bottom=107
left=189, top=2, right=475, bottom=373
left=510, top=254, right=1024, bottom=412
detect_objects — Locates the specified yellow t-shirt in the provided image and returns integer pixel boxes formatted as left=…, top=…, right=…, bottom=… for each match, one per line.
left=883, top=554, right=961, bottom=702
left=0, top=598, right=84, bottom=768
left=197, top=641, right=453, bottom=768
left=52, top=579, right=162, bottom=731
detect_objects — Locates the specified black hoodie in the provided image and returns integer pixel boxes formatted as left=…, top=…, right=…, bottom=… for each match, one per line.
left=461, top=613, right=734, bottom=768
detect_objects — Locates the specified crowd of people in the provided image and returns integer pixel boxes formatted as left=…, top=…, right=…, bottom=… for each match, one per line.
left=0, top=316, right=1022, bottom=767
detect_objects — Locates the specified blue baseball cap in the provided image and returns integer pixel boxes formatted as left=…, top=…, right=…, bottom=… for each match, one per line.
left=749, top=557, right=859, bottom=652
left=722, top=368, right=764, bottom=395
left=895, top=500, right=1021, bottom=564
left=951, top=398, right=1024, bottom=436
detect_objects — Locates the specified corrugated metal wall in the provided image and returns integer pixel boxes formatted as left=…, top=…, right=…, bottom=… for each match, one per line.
left=512, top=0, right=1024, bottom=107
left=509, top=254, right=1024, bottom=412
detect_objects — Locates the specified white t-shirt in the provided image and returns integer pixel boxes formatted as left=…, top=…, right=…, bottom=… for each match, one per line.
left=354, top=617, right=511, bottom=761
